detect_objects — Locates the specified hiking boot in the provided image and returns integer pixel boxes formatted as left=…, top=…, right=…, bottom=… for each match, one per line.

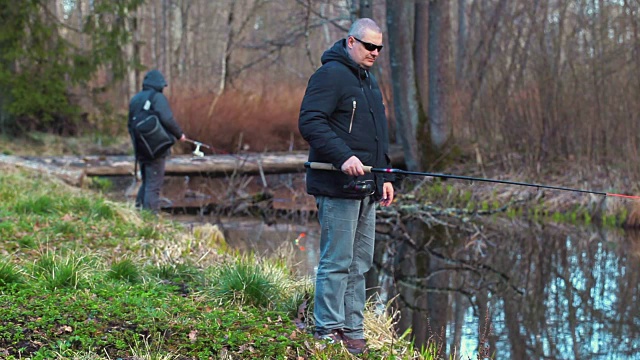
left=343, top=335, right=367, bottom=355
left=313, top=329, right=344, bottom=344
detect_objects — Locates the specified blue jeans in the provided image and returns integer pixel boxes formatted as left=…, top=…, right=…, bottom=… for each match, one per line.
left=313, top=195, right=376, bottom=339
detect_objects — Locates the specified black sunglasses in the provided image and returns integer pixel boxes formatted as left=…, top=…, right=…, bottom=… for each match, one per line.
left=352, top=36, right=383, bottom=52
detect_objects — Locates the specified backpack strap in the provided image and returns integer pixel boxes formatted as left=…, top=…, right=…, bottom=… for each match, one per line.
left=131, top=90, right=159, bottom=169
left=140, top=90, right=158, bottom=115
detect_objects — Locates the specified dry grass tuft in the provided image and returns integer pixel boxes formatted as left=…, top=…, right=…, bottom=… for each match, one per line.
left=269, top=240, right=308, bottom=276
left=364, top=295, right=415, bottom=357
left=192, top=223, right=227, bottom=250
left=135, top=224, right=229, bottom=267
left=107, top=200, right=144, bottom=226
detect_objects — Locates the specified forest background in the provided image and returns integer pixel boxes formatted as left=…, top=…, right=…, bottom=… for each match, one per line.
left=1, top=0, right=640, bottom=176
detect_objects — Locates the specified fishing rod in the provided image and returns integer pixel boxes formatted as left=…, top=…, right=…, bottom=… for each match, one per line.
left=304, top=162, right=640, bottom=200
left=184, top=138, right=212, bottom=157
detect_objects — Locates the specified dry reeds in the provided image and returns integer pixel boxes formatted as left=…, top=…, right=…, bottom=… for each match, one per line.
left=363, top=295, right=417, bottom=357
left=168, top=85, right=308, bottom=154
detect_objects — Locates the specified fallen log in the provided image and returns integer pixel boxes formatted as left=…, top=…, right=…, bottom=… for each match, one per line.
left=85, top=152, right=313, bottom=177
left=1, top=146, right=405, bottom=181
left=0, top=153, right=311, bottom=178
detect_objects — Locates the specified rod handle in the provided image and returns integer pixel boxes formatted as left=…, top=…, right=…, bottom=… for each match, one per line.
left=304, top=162, right=372, bottom=173
left=185, top=138, right=211, bottom=149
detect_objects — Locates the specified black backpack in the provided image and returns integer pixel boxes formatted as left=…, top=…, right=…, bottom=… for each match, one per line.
left=129, top=91, right=175, bottom=160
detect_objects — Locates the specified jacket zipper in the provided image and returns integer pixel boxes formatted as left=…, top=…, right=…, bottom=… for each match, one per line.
left=349, top=99, right=356, bottom=133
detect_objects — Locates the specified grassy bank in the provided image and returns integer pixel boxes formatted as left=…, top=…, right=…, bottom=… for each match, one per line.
left=0, top=165, right=443, bottom=359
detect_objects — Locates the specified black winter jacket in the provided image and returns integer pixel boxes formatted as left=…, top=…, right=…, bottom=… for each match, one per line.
left=298, top=39, right=394, bottom=200
left=128, top=70, right=184, bottom=160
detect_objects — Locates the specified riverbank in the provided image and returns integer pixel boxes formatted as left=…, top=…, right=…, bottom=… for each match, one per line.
left=0, top=164, right=441, bottom=359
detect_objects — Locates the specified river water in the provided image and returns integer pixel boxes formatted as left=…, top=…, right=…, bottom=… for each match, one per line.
left=371, top=218, right=640, bottom=360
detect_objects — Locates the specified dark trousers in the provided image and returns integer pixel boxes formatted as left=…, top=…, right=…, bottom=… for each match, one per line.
left=136, top=157, right=166, bottom=213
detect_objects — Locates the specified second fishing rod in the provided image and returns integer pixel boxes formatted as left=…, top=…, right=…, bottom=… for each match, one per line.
left=304, top=162, right=640, bottom=200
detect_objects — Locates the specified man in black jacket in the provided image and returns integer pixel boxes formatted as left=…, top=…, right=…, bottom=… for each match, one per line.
left=128, top=69, right=186, bottom=213
left=298, top=18, right=395, bottom=355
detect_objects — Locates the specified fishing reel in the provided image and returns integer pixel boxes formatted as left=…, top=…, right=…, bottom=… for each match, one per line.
left=192, top=142, right=205, bottom=157
left=343, top=179, right=375, bottom=195
left=185, top=138, right=211, bottom=158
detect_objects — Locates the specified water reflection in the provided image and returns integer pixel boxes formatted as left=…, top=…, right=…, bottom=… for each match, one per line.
left=374, top=218, right=640, bottom=359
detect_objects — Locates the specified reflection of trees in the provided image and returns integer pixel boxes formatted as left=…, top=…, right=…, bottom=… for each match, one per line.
left=520, top=226, right=639, bottom=359
left=370, top=207, right=640, bottom=358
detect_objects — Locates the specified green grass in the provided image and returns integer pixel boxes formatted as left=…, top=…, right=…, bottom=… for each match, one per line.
left=108, top=258, right=142, bottom=283
left=0, top=260, right=24, bottom=288
left=0, top=166, right=444, bottom=359
left=31, top=252, right=92, bottom=290
left=211, top=256, right=288, bottom=309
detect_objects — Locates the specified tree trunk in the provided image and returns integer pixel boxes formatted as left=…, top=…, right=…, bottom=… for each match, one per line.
left=428, top=0, right=452, bottom=151
left=77, top=0, right=85, bottom=49
left=414, top=1, right=428, bottom=112
left=456, top=0, right=467, bottom=81
left=359, top=0, right=373, bottom=17
left=222, top=0, right=235, bottom=90
left=172, top=1, right=187, bottom=79
left=208, top=0, right=235, bottom=117
left=193, top=1, right=203, bottom=88
left=163, top=0, right=172, bottom=84
left=386, top=0, right=420, bottom=171
left=125, top=8, right=138, bottom=102
left=0, top=35, right=11, bottom=134
left=151, top=1, right=158, bottom=67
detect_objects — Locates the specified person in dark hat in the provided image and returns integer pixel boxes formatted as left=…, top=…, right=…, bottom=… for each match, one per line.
left=128, top=69, right=186, bottom=213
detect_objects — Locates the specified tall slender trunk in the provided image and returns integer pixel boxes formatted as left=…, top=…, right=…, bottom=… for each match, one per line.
left=415, top=1, right=429, bottom=111
left=208, top=0, right=235, bottom=117
left=163, top=0, right=171, bottom=84
left=428, top=0, right=452, bottom=151
left=151, top=1, right=159, bottom=67
left=387, top=0, right=420, bottom=171
left=456, top=0, right=467, bottom=80
left=125, top=8, right=138, bottom=101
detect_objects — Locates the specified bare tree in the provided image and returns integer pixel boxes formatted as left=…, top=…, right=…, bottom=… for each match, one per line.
left=427, top=0, right=452, bottom=153
left=125, top=7, right=139, bottom=101
left=387, top=0, right=420, bottom=171
left=415, top=0, right=429, bottom=111
left=456, top=0, right=467, bottom=80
